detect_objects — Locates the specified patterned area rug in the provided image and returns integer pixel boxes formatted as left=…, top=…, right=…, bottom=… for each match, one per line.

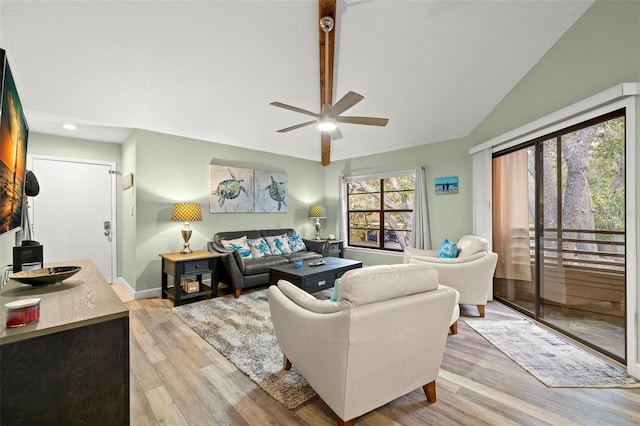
left=173, top=289, right=323, bottom=409
left=466, top=319, right=640, bottom=388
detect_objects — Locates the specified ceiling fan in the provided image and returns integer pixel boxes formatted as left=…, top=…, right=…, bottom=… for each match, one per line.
left=270, top=0, right=389, bottom=166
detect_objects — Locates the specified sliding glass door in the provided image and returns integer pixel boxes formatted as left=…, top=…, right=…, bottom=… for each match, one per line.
left=492, top=110, right=626, bottom=363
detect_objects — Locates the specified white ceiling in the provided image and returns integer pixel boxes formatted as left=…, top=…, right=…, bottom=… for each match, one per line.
left=0, top=0, right=593, bottom=163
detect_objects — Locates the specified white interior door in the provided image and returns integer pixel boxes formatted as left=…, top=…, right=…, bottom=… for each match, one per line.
left=27, top=155, right=116, bottom=282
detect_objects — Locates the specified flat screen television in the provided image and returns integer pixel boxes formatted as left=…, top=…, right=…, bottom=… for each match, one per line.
left=0, top=49, right=29, bottom=238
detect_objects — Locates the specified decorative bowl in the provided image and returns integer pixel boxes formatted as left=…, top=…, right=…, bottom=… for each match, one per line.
left=9, top=266, right=82, bottom=286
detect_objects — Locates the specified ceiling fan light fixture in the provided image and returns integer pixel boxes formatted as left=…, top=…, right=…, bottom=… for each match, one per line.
left=317, top=116, right=337, bottom=131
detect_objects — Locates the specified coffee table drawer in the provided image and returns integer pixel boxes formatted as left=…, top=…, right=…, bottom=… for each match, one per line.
left=304, top=273, right=337, bottom=292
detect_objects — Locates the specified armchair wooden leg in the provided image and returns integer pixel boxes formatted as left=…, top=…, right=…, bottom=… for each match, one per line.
left=449, top=322, right=458, bottom=335
left=233, top=288, right=242, bottom=298
left=283, top=357, right=292, bottom=371
left=337, top=416, right=356, bottom=426
left=477, top=304, right=485, bottom=317
left=422, top=380, right=436, bottom=403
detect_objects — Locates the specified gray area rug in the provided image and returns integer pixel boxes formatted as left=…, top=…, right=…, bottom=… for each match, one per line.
left=173, top=289, right=321, bottom=409
left=466, top=319, right=640, bottom=388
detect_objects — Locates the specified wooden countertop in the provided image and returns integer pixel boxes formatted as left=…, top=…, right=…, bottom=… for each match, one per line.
left=0, top=259, right=129, bottom=345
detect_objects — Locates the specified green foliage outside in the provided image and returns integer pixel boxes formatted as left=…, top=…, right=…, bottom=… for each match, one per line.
left=347, top=176, right=415, bottom=249
left=588, top=117, right=625, bottom=236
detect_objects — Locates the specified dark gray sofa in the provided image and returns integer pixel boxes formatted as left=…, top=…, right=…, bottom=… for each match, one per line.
left=208, top=228, right=328, bottom=298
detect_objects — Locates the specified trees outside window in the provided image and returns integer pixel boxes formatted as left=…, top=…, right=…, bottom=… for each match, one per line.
left=347, top=175, right=414, bottom=251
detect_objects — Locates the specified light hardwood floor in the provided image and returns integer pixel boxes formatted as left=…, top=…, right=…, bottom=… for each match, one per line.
left=123, top=287, right=640, bottom=425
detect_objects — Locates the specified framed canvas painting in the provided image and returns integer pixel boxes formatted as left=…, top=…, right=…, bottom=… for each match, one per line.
left=209, top=165, right=254, bottom=213
left=254, top=170, right=288, bottom=213
left=435, top=176, right=458, bottom=194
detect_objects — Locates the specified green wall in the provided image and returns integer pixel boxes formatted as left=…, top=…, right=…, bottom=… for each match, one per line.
left=129, top=130, right=324, bottom=292
left=469, top=0, right=640, bottom=145
left=323, top=138, right=474, bottom=266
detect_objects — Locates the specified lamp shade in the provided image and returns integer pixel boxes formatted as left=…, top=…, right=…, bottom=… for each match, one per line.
left=171, top=203, right=202, bottom=222
left=308, top=204, right=327, bottom=219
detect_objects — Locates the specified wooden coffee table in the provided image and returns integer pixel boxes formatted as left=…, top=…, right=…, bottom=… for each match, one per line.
left=269, top=257, right=362, bottom=293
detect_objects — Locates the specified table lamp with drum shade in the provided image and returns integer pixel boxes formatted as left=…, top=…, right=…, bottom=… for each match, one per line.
left=308, top=204, right=327, bottom=240
left=171, top=203, right=202, bottom=254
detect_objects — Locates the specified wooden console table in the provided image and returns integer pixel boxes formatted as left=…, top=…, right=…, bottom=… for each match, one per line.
left=0, top=259, right=130, bottom=425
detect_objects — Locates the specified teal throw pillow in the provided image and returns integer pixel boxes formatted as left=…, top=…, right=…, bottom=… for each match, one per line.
left=221, top=236, right=252, bottom=259
left=265, top=234, right=293, bottom=255
left=330, top=278, right=341, bottom=302
left=287, top=234, right=307, bottom=253
left=438, top=239, right=459, bottom=258
left=247, top=237, right=271, bottom=258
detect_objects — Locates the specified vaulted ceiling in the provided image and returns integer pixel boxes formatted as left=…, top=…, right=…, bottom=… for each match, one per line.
left=0, top=0, right=593, bottom=164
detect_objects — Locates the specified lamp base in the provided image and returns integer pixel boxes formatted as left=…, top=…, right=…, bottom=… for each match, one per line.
left=315, top=218, right=322, bottom=240
left=181, top=223, right=193, bottom=254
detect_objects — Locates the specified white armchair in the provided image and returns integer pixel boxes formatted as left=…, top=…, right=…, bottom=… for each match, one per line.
left=268, top=263, right=458, bottom=426
left=403, top=235, right=498, bottom=317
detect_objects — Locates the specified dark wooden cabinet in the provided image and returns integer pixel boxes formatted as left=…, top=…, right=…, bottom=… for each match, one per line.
left=0, top=259, right=130, bottom=425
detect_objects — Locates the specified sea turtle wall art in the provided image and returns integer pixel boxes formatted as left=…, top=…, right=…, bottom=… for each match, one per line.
left=209, top=166, right=254, bottom=213
left=254, top=170, right=288, bottom=213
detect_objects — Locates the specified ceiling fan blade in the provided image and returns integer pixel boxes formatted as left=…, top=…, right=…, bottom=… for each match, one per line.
left=337, top=116, right=389, bottom=127
left=276, top=120, right=317, bottom=133
left=270, top=102, right=319, bottom=118
left=328, top=91, right=364, bottom=116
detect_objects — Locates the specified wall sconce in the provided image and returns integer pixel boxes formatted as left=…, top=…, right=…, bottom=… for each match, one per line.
left=171, top=203, right=202, bottom=254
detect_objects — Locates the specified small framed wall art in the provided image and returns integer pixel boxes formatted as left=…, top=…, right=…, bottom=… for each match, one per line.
left=435, top=176, right=458, bottom=194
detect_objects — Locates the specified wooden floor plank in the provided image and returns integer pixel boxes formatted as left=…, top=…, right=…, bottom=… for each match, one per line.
left=145, top=385, right=189, bottom=426
left=152, top=358, right=219, bottom=425
left=129, top=330, right=164, bottom=393
left=129, top=367, right=158, bottom=426
left=201, top=364, right=280, bottom=426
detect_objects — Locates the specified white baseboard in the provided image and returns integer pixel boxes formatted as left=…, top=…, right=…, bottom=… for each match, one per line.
left=114, top=277, right=161, bottom=300
left=113, top=277, right=212, bottom=300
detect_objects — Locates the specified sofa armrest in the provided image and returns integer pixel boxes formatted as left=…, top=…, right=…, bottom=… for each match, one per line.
left=215, top=250, right=246, bottom=290
left=304, top=239, right=329, bottom=257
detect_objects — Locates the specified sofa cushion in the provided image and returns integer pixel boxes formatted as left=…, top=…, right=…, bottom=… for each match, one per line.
left=221, top=236, right=252, bottom=259
left=265, top=234, right=293, bottom=255
left=408, top=251, right=486, bottom=264
left=262, top=228, right=296, bottom=238
left=457, top=235, right=489, bottom=258
left=247, top=237, right=271, bottom=258
left=287, top=234, right=307, bottom=253
left=338, top=263, right=439, bottom=305
left=276, top=280, right=352, bottom=313
left=241, top=255, right=288, bottom=275
left=403, top=246, right=438, bottom=263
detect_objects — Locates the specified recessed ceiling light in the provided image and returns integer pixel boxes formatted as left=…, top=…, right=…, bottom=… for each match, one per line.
left=62, top=123, right=77, bottom=130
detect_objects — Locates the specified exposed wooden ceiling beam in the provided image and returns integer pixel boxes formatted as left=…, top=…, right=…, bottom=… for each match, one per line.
left=319, top=0, right=336, bottom=166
